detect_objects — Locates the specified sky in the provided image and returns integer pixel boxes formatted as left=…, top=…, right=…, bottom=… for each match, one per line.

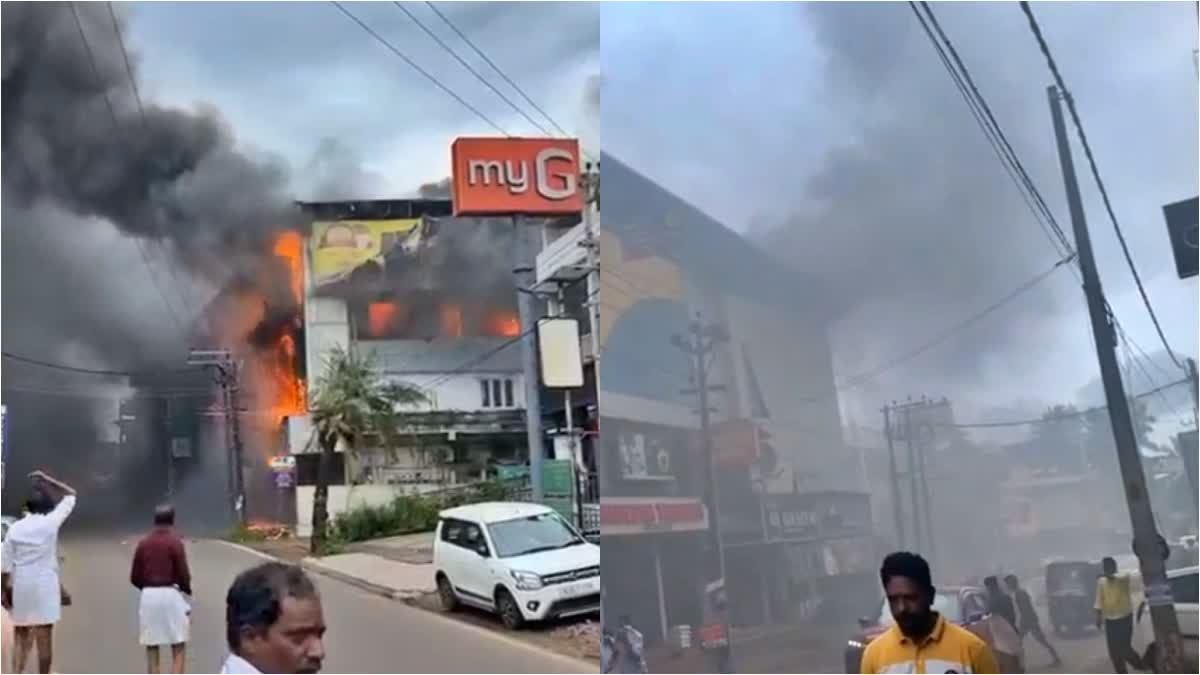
left=128, top=1, right=599, bottom=197
left=602, top=1, right=1199, bottom=430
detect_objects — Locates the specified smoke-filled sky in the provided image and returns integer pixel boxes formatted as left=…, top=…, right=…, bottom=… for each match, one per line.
left=2, top=1, right=598, bottom=372
left=603, top=1, right=1198, bottom=427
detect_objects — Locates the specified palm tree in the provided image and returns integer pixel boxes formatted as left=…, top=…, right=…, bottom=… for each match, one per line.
left=308, top=345, right=427, bottom=554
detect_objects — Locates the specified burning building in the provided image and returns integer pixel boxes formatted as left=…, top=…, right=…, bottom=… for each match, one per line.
left=284, top=199, right=545, bottom=536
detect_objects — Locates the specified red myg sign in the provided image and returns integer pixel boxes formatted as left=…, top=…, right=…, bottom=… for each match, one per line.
left=450, top=137, right=584, bottom=217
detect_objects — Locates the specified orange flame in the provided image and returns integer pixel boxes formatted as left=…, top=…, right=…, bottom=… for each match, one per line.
left=273, top=231, right=304, bottom=306
left=265, top=232, right=306, bottom=423
left=368, top=302, right=399, bottom=337
left=441, top=304, right=464, bottom=338
left=489, top=311, right=521, bottom=337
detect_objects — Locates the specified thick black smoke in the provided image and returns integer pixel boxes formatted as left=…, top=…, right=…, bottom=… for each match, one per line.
left=1, top=2, right=299, bottom=527
left=3, top=2, right=302, bottom=317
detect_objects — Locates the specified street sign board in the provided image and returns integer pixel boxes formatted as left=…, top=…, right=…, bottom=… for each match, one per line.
left=450, top=137, right=583, bottom=217
left=1163, top=196, right=1198, bottom=279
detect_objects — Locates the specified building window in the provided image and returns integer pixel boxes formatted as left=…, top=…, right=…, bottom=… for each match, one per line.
left=480, top=378, right=516, bottom=409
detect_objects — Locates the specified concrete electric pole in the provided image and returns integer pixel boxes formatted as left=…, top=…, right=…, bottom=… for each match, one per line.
left=1047, top=85, right=1185, bottom=672
left=514, top=219, right=546, bottom=502
left=673, top=316, right=733, bottom=674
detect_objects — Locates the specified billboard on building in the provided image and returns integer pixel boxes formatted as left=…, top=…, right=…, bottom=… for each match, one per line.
left=310, top=218, right=422, bottom=287
left=450, top=137, right=583, bottom=216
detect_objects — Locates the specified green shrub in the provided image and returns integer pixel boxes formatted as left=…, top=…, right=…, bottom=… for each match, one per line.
left=329, top=479, right=521, bottom=544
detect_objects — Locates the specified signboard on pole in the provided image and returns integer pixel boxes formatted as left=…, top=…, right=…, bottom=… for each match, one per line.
left=1163, top=196, right=1198, bottom=279
left=450, top=138, right=583, bottom=217
left=269, top=455, right=296, bottom=489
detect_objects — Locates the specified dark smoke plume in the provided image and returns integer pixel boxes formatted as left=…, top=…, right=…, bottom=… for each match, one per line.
left=752, top=2, right=1070, bottom=391
left=1, top=2, right=300, bottom=527
left=3, top=1, right=302, bottom=324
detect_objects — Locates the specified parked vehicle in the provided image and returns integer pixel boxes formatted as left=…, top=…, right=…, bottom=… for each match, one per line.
left=1135, top=566, right=1199, bottom=671
left=1045, top=559, right=1102, bottom=636
left=844, top=585, right=1024, bottom=674
left=433, top=501, right=600, bottom=629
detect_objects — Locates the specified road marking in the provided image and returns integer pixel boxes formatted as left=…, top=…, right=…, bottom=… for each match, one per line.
left=208, top=539, right=594, bottom=673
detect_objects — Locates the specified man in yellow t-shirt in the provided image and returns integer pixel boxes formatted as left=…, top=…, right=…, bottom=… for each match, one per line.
left=860, top=552, right=999, bottom=674
left=1095, top=556, right=1144, bottom=673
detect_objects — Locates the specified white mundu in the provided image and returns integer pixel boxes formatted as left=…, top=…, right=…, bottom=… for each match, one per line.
left=1, top=495, right=76, bottom=626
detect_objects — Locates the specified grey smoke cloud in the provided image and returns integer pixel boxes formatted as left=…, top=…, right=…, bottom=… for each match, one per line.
left=605, top=1, right=1196, bottom=413
left=3, top=2, right=301, bottom=303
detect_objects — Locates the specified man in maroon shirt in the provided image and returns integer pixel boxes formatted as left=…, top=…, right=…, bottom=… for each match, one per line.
left=130, top=505, right=192, bottom=674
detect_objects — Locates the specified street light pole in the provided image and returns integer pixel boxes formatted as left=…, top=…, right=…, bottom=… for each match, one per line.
left=1047, top=84, right=1184, bottom=672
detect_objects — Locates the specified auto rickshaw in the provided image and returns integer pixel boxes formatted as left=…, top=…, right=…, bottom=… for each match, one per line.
left=1045, top=560, right=1101, bottom=636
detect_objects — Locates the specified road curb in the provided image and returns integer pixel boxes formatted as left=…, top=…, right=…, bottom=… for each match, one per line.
left=298, top=559, right=431, bottom=602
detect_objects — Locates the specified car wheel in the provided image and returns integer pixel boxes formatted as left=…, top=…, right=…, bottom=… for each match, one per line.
left=496, top=589, right=525, bottom=630
left=436, top=574, right=459, bottom=612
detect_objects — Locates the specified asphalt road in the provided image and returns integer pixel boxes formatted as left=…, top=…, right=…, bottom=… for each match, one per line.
left=39, top=535, right=590, bottom=674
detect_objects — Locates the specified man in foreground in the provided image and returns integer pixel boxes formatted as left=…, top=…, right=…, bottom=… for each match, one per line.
left=1095, top=556, right=1143, bottom=673
left=860, top=551, right=999, bottom=674
left=222, top=562, right=326, bottom=674
left=130, top=505, right=192, bottom=673
left=1004, top=573, right=1061, bottom=668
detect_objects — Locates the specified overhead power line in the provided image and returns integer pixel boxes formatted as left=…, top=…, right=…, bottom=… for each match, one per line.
left=423, top=0, right=570, bottom=137
left=330, top=1, right=508, bottom=135
left=912, top=1, right=1177, bottom=407
left=391, top=1, right=552, bottom=136
left=68, top=1, right=187, bottom=337
left=2, top=351, right=188, bottom=377
left=910, top=2, right=1075, bottom=265
left=946, top=377, right=1191, bottom=428
left=1018, top=1, right=1185, bottom=371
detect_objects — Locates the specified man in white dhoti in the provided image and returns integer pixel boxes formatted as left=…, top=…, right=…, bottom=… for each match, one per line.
left=130, top=504, right=192, bottom=674
left=0, top=470, right=77, bottom=674
left=221, top=563, right=326, bottom=674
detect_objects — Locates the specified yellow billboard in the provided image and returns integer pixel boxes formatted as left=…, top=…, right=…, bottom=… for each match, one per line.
left=310, top=219, right=421, bottom=287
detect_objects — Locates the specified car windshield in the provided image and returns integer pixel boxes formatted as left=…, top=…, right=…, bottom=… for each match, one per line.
left=876, top=592, right=962, bottom=626
left=487, top=512, right=584, bottom=558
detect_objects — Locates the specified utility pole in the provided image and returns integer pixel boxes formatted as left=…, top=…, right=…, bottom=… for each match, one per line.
left=188, top=349, right=246, bottom=526
left=514, top=218, right=545, bottom=502
left=1187, top=358, right=1198, bottom=425
left=882, top=406, right=906, bottom=549
left=673, top=315, right=733, bottom=674
left=165, top=397, right=175, bottom=500
left=1047, top=84, right=1184, bottom=672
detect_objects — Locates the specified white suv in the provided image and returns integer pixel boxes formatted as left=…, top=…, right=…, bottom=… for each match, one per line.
left=433, top=502, right=600, bottom=629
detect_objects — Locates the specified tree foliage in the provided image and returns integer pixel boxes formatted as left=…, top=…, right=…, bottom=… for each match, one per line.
left=307, top=345, right=427, bottom=554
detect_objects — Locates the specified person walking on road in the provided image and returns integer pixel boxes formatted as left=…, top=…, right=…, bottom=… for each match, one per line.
left=860, top=551, right=999, bottom=674
left=130, top=505, right=193, bottom=674
left=222, top=562, right=326, bottom=674
left=1095, top=556, right=1144, bottom=673
left=983, top=575, right=1018, bottom=632
left=0, top=470, right=77, bottom=674
left=1004, top=574, right=1062, bottom=667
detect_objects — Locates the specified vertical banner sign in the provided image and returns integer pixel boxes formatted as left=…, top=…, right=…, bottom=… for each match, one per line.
left=450, top=137, right=583, bottom=217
